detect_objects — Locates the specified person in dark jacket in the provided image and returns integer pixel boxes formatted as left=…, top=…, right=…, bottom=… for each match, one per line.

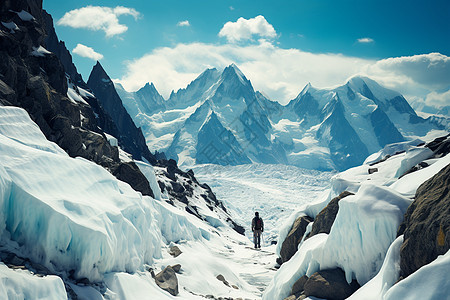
left=252, top=212, right=264, bottom=248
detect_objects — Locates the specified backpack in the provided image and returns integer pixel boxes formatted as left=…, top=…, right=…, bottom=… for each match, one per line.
left=255, top=217, right=262, bottom=230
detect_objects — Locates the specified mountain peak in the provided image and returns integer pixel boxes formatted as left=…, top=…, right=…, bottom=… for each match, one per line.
left=346, top=75, right=400, bottom=100
left=220, top=63, right=251, bottom=90
left=88, top=61, right=111, bottom=84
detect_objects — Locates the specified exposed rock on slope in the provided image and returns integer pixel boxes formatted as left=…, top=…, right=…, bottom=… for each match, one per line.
left=305, top=191, right=354, bottom=240
left=88, top=61, right=156, bottom=164
left=278, top=216, right=313, bottom=264
left=398, top=162, right=450, bottom=278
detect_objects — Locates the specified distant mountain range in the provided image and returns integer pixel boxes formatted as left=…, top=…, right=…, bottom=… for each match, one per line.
left=113, top=64, right=448, bottom=171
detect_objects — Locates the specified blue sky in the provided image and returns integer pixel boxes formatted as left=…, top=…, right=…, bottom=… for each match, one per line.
left=43, top=0, right=450, bottom=108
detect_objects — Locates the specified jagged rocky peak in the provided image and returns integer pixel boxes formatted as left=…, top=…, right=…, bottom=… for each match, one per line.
left=87, top=60, right=156, bottom=164
left=88, top=61, right=112, bottom=85
left=220, top=63, right=251, bottom=87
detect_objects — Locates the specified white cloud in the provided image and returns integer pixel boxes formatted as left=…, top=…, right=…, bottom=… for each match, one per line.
left=57, top=6, right=141, bottom=37
left=72, top=44, right=104, bottom=61
left=218, top=15, right=277, bottom=43
left=118, top=41, right=449, bottom=111
left=177, top=20, right=190, bottom=27
left=117, top=41, right=374, bottom=103
left=365, top=53, right=450, bottom=90
left=425, top=89, right=450, bottom=108
left=357, top=37, right=374, bottom=43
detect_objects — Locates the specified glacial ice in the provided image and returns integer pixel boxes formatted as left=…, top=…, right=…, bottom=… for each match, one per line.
left=0, top=263, right=67, bottom=300
left=0, top=106, right=204, bottom=282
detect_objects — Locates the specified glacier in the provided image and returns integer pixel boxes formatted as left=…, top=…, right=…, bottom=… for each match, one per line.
left=0, top=106, right=206, bottom=282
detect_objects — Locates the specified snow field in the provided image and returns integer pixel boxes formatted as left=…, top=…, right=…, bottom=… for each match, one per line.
left=189, top=163, right=333, bottom=243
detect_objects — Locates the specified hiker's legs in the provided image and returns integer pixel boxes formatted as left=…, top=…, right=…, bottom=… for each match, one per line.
left=253, top=231, right=258, bottom=248
left=256, top=230, right=261, bottom=248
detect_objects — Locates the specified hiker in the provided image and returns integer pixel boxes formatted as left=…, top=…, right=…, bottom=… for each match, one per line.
left=252, top=212, right=264, bottom=248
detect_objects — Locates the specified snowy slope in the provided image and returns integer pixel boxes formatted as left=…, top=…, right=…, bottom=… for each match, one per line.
left=264, top=134, right=450, bottom=300
left=0, top=106, right=206, bottom=282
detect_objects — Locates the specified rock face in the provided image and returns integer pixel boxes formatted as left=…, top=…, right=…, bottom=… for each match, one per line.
left=112, top=162, right=154, bottom=197
left=87, top=61, right=156, bottom=164
left=303, top=269, right=359, bottom=300
left=279, top=215, right=313, bottom=264
left=305, top=191, right=354, bottom=240
left=154, top=266, right=179, bottom=296
left=397, top=162, right=450, bottom=278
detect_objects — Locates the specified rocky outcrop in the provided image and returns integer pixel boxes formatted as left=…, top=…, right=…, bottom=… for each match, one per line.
left=305, top=191, right=354, bottom=240
left=303, top=269, right=359, bottom=300
left=397, top=162, right=450, bottom=278
left=41, top=10, right=87, bottom=89
left=87, top=61, right=156, bottom=164
left=0, top=0, right=118, bottom=168
left=283, top=269, right=359, bottom=300
left=113, top=162, right=154, bottom=197
left=154, top=266, right=179, bottom=296
left=426, top=134, right=450, bottom=158
left=156, top=159, right=245, bottom=235
left=278, top=215, right=313, bottom=264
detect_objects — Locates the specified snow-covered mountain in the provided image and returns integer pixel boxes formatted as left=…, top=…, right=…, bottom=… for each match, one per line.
left=118, top=65, right=446, bottom=171
left=118, top=64, right=286, bottom=166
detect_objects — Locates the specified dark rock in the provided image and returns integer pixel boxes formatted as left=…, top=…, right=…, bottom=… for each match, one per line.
left=425, top=134, right=450, bottom=157
left=303, top=268, right=360, bottom=300
left=148, top=267, right=156, bottom=278
left=279, top=215, right=313, bottom=264
left=216, top=274, right=230, bottom=287
left=305, top=191, right=354, bottom=240
left=291, top=275, right=308, bottom=295
left=398, top=163, right=450, bottom=278
left=87, top=61, right=156, bottom=164
left=171, top=181, right=185, bottom=194
left=154, top=266, right=178, bottom=296
left=169, top=245, right=182, bottom=258
left=368, top=167, right=378, bottom=174
left=112, top=162, right=154, bottom=198
left=171, top=264, right=181, bottom=273
left=0, top=79, right=16, bottom=104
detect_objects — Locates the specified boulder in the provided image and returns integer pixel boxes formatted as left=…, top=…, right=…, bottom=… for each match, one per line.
left=171, top=264, right=181, bottom=273
left=216, top=274, right=230, bottom=287
left=169, top=245, right=182, bottom=258
left=279, top=215, right=313, bottom=264
left=112, top=162, right=154, bottom=198
left=398, top=163, right=450, bottom=278
left=368, top=167, right=378, bottom=174
left=305, top=191, right=354, bottom=240
left=154, top=266, right=178, bottom=296
left=303, top=268, right=359, bottom=300
left=291, top=275, right=308, bottom=295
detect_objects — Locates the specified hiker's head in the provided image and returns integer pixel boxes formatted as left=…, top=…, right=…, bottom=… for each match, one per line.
left=255, top=212, right=259, bottom=217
